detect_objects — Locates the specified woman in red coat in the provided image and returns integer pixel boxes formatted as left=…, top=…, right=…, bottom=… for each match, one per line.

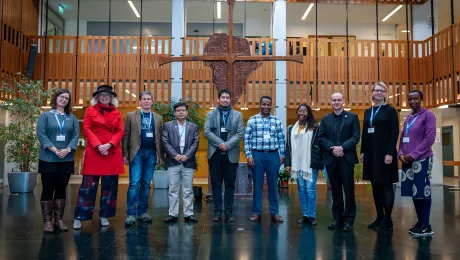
left=73, top=85, right=124, bottom=229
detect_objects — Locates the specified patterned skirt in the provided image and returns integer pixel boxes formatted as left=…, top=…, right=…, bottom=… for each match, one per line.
left=401, top=156, right=433, bottom=199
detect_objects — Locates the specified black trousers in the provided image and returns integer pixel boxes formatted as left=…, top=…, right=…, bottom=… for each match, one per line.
left=41, top=172, right=71, bottom=201
left=326, top=157, right=356, bottom=225
left=371, top=182, right=395, bottom=219
left=208, top=151, right=238, bottom=213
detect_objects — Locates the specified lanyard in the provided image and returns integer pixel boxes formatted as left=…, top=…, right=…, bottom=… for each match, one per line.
left=52, top=109, right=67, bottom=134
left=178, top=122, right=186, bottom=139
left=370, top=103, right=384, bottom=126
left=141, top=111, right=152, bottom=131
left=405, top=114, right=420, bottom=135
left=222, top=111, right=229, bottom=126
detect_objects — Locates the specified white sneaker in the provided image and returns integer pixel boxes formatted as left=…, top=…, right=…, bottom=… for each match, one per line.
left=73, top=220, right=82, bottom=229
left=100, top=218, right=109, bottom=227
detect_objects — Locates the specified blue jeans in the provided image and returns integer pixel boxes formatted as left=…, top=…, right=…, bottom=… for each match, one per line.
left=297, top=169, right=319, bottom=218
left=252, top=151, right=281, bottom=216
left=127, top=148, right=156, bottom=216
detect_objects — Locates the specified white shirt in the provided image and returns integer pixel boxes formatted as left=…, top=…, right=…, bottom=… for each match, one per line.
left=177, top=120, right=186, bottom=153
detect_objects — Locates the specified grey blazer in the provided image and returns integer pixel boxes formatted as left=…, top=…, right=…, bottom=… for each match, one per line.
left=162, top=120, right=199, bottom=169
left=203, top=109, right=244, bottom=163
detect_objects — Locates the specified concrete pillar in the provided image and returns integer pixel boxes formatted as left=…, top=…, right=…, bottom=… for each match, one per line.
left=272, top=0, right=287, bottom=130
left=171, top=0, right=186, bottom=100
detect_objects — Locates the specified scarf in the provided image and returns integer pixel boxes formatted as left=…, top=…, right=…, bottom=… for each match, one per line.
left=291, top=121, right=313, bottom=181
left=95, top=103, right=115, bottom=116
left=210, top=105, right=233, bottom=131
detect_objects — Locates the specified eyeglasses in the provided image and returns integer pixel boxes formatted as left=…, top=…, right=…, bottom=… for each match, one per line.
left=373, top=89, right=386, bottom=93
left=174, top=109, right=187, bottom=113
left=58, top=96, right=69, bottom=100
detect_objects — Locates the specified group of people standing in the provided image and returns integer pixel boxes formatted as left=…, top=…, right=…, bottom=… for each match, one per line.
left=36, top=82, right=436, bottom=238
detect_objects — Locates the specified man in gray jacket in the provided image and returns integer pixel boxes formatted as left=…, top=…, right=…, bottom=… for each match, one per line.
left=204, top=89, right=244, bottom=222
left=163, top=102, right=200, bottom=223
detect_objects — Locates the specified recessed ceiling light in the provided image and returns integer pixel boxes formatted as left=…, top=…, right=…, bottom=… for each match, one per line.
left=301, top=4, right=314, bottom=20
left=127, top=1, right=140, bottom=18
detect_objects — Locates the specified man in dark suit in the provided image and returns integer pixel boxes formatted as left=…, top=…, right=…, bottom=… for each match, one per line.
left=162, top=102, right=200, bottom=223
left=318, top=92, right=360, bottom=232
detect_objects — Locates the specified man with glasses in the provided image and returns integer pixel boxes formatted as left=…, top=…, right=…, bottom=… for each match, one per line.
left=122, top=91, right=164, bottom=226
left=163, top=102, right=200, bottom=223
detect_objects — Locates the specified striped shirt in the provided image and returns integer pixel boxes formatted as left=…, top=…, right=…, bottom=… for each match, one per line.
left=244, top=113, right=285, bottom=158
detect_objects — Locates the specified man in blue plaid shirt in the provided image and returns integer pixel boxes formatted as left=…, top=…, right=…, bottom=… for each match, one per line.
left=244, top=96, right=286, bottom=222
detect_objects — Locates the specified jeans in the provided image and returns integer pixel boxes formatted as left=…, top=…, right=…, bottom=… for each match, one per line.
left=297, top=169, right=319, bottom=218
left=252, top=151, right=281, bottom=216
left=127, top=148, right=156, bottom=216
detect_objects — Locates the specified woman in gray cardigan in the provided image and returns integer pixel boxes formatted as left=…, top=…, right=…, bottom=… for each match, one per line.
left=36, top=89, right=79, bottom=232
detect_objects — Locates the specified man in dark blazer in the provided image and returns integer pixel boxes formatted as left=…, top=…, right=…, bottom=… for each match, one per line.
left=204, top=89, right=244, bottom=222
left=318, top=92, right=360, bottom=232
left=162, top=102, right=200, bottom=223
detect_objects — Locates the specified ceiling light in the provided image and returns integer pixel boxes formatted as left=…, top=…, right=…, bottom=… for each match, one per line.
left=382, top=5, right=402, bottom=22
left=128, top=1, right=140, bottom=18
left=217, top=2, right=221, bottom=19
left=301, top=4, right=314, bottom=20
left=401, top=30, right=410, bottom=32
left=439, top=105, right=448, bottom=109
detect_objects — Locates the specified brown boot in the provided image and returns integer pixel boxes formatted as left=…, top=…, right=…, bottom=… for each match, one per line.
left=40, top=201, right=54, bottom=233
left=53, top=199, right=68, bottom=232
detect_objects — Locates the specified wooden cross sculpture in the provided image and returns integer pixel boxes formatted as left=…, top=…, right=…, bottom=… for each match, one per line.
left=159, top=0, right=303, bottom=105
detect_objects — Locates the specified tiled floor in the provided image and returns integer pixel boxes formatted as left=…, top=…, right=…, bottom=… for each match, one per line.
left=0, top=183, right=459, bottom=259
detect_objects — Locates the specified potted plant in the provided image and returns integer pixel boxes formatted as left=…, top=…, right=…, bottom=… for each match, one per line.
left=278, top=167, right=295, bottom=188
left=151, top=97, right=206, bottom=189
left=0, top=73, right=55, bottom=193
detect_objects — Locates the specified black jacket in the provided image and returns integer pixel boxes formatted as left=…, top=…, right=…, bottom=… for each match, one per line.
left=318, top=110, right=360, bottom=166
left=284, top=123, right=323, bottom=170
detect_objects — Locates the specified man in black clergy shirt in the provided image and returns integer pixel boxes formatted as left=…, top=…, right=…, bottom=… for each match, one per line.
left=318, top=92, right=360, bottom=232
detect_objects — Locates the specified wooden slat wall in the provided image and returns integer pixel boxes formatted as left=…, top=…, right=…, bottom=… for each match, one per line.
left=286, top=20, right=460, bottom=110
left=0, top=0, right=39, bottom=100
left=182, top=37, right=276, bottom=108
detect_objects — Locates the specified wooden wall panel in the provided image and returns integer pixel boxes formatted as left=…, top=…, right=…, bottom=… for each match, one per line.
left=141, top=37, right=171, bottom=104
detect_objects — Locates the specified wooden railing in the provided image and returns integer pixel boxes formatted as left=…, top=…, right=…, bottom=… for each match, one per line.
left=286, top=20, right=460, bottom=110
left=1, top=21, right=460, bottom=110
left=182, top=37, right=276, bottom=109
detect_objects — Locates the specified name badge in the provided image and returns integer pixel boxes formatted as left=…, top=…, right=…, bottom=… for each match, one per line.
left=403, top=137, right=410, bottom=143
left=221, top=127, right=228, bottom=133
left=367, top=127, right=375, bottom=134
left=146, top=132, right=154, bottom=138
left=56, top=135, right=66, bottom=142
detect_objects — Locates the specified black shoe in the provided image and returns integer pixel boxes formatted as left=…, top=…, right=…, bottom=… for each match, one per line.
left=328, top=220, right=342, bottom=229
left=309, top=218, right=317, bottom=226
left=409, top=222, right=422, bottom=234
left=184, top=215, right=198, bottom=223
left=297, top=216, right=309, bottom=224
left=376, top=217, right=393, bottom=231
left=411, top=225, right=433, bottom=237
left=342, top=223, right=354, bottom=232
left=368, top=218, right=383, bottom=230
left=225, top=213, right=235, bottom=222
left=213, top=212, right=221, bottom=222
left=164, top=216, right=178, bottom=223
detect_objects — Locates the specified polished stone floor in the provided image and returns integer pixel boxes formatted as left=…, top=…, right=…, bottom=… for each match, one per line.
left=0, top=183, right=459, bottom=260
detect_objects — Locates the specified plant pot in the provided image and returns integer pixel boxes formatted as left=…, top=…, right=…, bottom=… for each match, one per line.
left=279, top=179, right=289, bottom=188
left=153, top=170, right=169, bottom=189
left=7, top=172, right=37, bottom=193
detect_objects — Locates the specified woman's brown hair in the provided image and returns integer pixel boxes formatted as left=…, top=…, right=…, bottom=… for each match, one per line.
left=50, top=89, right=72, bottom=115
